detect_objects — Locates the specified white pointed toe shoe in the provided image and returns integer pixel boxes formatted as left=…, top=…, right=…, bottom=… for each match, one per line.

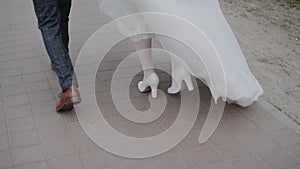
left=138, top=73, right=159, bottom=98
left=168, top=67, right=194, bottom=94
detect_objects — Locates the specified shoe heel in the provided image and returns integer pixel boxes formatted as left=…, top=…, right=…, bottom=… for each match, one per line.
left=150, top=84, right=158, bottom=98
left=184, top=76, right=194, bottom=91
left=71, top=97, right=81, bottom=105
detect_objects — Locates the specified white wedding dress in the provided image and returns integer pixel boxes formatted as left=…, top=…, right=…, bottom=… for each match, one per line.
left=99, top=0, right=263, bottom=107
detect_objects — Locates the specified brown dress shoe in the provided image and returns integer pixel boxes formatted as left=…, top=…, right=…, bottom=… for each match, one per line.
left=56, top=86, right=81, bottom=112
left=58, top=104, right=74, bottom=112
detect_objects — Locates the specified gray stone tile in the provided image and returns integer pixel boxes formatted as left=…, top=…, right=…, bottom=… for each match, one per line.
left=141, top=150, right=196, bottom=169
left=71, top=133, right=99, bottom=154
left=38, top=124, right=69, bottom=143
left=1, top=76, right=24, bottom=87
left=10, top=130, right=40, bottom=149
left=98, top=102, right=119, bottom=118
left=112, top=98, right=145, bottom=113
left=110, top=88, right=139, bottom=102
left=0, top=109, right=4, bottom=122
left=62, top=110, right=78, bottom=123
left=207, top=123, right=237, bottom=145
left=21, top=64, right=44, bottom=75
left=237, top=129, right=282, bottom=155
left=31, top=100, right=56, bottom=115
left=95, top=91, right=113, bottom=103
left=112, top=67, right=140, bottom=79
left=130, top=121, right=164, bottom=138
left=26, top=80, right=51, bottom=93
left=251, top=112, right=285, bottom=132
left=13, top=161, right=48, bottom=169
left=214, top=139, right=254, bottom=160
left=237, top=102, right=270, bottom=120
left=3, top=94, right=29, bottom=108
left=76, top=74, right=96, bottom=86
left=23, top=72, right=47, bottom=84
left=48, top=155, right=83, bottom=169
left=0, top=60, right=19, bottom=69
left=0, top=135, right=9, bottom=151
left=231, top=153, right=271, bottom=169
left=35, top=113, right=64, bottom=129
left=28, top=90, right=55, bottom=103
left=19, top=57, right=42, bottom=67
left=286, top=144, right=300, bottom=162
left=0, top=53, right=18, bottom=63
left=49, top=79, right=60, bottom=89
left=0, top=149, right=12, bottom=169
left=45, top=70, right=57, bottom=80
left=129, top=86, right=145, bottom=98
left=0, top=122, right=7, bottom=136
left=158, top=104, right=181, bottom=129
left=98, top=62, right=113, bottom=72
left=205, top=161, right=235, bottom=169
left=119, top=158, right=147, bottom=169
left=107, top=51, right=132, bottom=61
left=269, top=128, right=300, bottom=148
left=225, top=118, right=260, bottom=136
left=4, top=104, right=32, bottom=120
left=43, top=138, right=76, bottom=159
left=2, top=68, right=22, bottom=78
left=221, top=106, right=250, bottom=125
left=7, top=116, right=36, bottom=134
left=184, top=144, right=224, bottom=169
left=258, top=148, right=299, bottom=169
left=96, top=70, right=114, bottom=81
left=80, top=150, right=121, bottom=169
left=286, top=165, right=300, bottom=169
left=11, top=145, right=44, bottom=166
left=17, top=50, right=44, bottom=60
left=51, top=87, right=61, bottom=98
left=67, top=122, right=86, bottom=137
left=40, top=58, right=52, bottom=68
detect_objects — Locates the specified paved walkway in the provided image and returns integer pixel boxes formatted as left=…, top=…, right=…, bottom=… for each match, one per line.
left=0, top=0, right=300, bottom=169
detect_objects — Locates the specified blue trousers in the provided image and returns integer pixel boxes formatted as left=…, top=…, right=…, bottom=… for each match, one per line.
left=33, top=0, right=77, bottom=92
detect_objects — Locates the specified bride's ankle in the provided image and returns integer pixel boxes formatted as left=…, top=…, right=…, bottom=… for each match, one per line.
left=143, top=70, right=156, bottom=79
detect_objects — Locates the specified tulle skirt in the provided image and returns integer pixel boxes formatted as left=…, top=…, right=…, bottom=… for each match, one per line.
left=99, top=0, right=263, bottom=107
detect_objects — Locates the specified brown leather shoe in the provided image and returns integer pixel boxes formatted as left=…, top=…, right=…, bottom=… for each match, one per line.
left=57, top=104, right=74, bottom=112
left=56, top=86, right=81, bottom=112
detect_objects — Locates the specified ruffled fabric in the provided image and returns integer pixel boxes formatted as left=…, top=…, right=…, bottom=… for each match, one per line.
left=99, top=0, right=153, bottom=42
left=98, top=0, right=263, bottom=107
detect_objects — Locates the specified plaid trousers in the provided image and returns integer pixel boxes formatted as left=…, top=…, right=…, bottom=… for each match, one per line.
left=32, top=0, right=78, bottom=92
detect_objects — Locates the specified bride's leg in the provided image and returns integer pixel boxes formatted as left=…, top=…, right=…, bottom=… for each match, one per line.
left=133, top=38, right=159, bottom=98
left=168, top=58, right=194, bottom=94
left=133, top=39, right=155, bottom=77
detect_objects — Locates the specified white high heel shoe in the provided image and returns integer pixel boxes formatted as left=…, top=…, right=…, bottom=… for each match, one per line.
left=168, top=66, right=194, bottom=94
left=138, top=73, right=159, bottom=98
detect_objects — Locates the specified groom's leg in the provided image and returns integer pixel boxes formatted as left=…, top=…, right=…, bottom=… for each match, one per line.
left=57, top=0, right=79, bottom=87
left=58, top=0, right=72, bottom=51
left=32, top=0, right=76, bottom=92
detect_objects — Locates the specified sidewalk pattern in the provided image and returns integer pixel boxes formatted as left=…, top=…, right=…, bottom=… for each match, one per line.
left=0, top=0, right=300, bottom=169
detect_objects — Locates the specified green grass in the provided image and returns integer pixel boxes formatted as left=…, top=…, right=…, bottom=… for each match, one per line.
left=277, top=0, right=300, bottom=8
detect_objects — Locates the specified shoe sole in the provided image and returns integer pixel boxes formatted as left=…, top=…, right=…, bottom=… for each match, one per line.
left=57, top=105, right=74, bottom=112
left=56, top=97, right=81, bottom=112
left=66, top=97, right=81, bottom=106
left=139, top=86, right=151, bottom=93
